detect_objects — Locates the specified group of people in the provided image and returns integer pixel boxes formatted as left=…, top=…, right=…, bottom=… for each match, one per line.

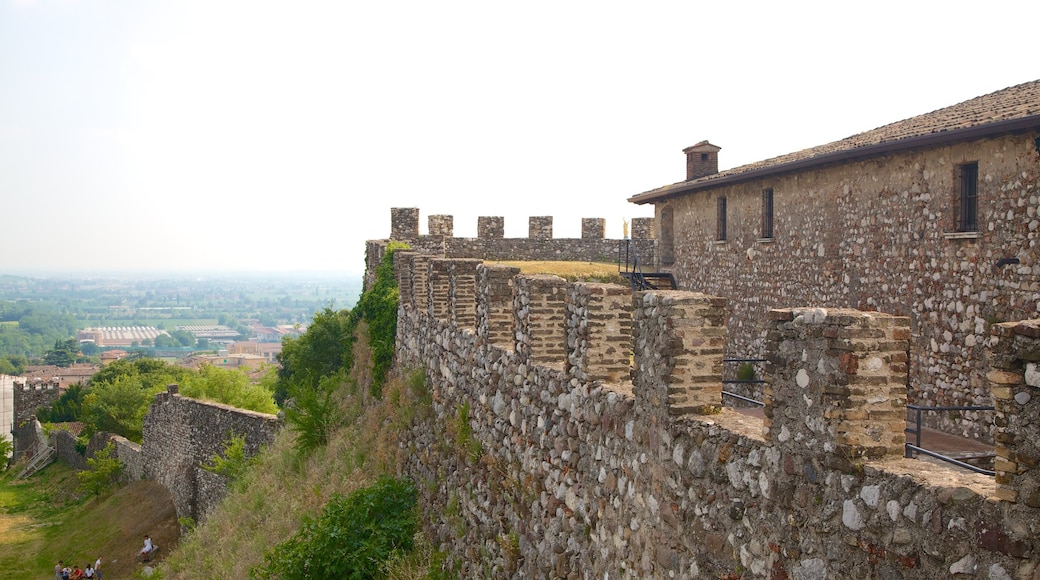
left=54, top=557, right=101, bottom=580
left=53, top=533, right=156, bottom=578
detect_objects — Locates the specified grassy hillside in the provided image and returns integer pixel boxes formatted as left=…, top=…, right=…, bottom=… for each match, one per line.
left=160, top=323, right=441, bottom=579
left=0, top=463, right=179, bottom=579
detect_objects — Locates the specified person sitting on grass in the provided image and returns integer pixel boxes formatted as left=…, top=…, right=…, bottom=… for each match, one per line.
left=70, top=565, right=84, bottom=580
left=139, top=534, right=154, bottom=562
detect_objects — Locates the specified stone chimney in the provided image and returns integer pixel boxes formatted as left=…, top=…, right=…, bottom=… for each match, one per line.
left=683, top=141, right=721, bottom=180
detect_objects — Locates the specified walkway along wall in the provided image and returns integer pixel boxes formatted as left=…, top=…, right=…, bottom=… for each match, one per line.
left=394, top=254, right=1040, bottom=579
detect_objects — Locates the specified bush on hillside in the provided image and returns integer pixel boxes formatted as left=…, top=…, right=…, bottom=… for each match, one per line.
left=252, top=475, right=418, bottom=580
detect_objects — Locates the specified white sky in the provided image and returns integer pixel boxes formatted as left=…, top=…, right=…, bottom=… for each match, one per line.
left=1, top=0, right=1037, bottom=276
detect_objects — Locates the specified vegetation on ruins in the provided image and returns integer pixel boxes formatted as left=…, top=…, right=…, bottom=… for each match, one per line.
left=278, top=242, right=406, bottom=455
left=37, top=358, right=278, bottom=443
left=76, top=441, right=122, bottom=498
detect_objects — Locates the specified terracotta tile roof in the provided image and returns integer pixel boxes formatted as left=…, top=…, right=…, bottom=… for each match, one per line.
left=630, top=79, right=1040, bottom=204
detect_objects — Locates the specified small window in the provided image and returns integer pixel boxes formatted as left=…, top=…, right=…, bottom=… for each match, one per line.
left=761, top=188, right=774, bottom=239
left=716, top=197, right=727, bottom=241
left=956, top=162, right=978, bottom=232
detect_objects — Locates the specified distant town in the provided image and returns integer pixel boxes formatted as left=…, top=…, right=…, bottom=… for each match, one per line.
left=0, top=271, right=364, bottom=379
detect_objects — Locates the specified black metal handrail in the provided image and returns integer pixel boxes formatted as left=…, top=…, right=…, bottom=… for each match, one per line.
left=904, top=404, right=995, bottom=476
left=721, top=358, right=766, bottom=406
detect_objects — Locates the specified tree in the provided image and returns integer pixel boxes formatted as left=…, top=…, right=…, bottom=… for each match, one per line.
left=0, top=355, right=26, bottom=376
left=0, top=435, right=12, bottom=471
left=77, top=441, right=122, bottom=497
left=82, top=376, right=152, bottom=441
left=43, top=338, right=80, bottom=367
left=169, top=329, right=196, bottom=347
left=153, top=334, right=176, bottom=348
left=38, top=383, right=87, bottom=422
left=180, top=365, right=277, bottom=414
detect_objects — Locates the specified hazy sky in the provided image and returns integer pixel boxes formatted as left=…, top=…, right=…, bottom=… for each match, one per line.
left=1, top=1, right=1036, bottom=276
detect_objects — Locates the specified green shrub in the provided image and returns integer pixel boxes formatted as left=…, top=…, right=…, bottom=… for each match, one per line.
left=736, top=363, right=757, bottom=381
left=203, top=433, right=259, bottom=487
left=252, top=475, right=418, bottom=580
left=284, top=374, right=343, bottom=456
left=76, top=441, right=122, bottom=498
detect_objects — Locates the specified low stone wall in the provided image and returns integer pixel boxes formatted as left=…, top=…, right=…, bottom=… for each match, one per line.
left=52, top=430, right=87, bottom=470
left=141, top=385, right=280, bottom=524
left=111, top=435, right=143, bottom=482
left=394, top=254, right=1040, bottom=579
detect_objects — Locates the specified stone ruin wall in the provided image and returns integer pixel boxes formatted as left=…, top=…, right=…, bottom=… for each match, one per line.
left=140, top=385, right=280, bottom=524
left=657, top=132, right=1040, bottom=440
left=11, top=378, right=277, bottom=525
left=365, top=208, right=656, bottom=290
left=394, top=252, right=1040, bottom=579
left=10, top=379, right=61, bottom=460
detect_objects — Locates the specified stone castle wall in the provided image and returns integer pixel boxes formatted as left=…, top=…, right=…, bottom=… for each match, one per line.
left=655, top=132, right=1040, bottom=439
left=140, top=385, right=280, bottom=523
left=393, top=253, right=1040, bottom=579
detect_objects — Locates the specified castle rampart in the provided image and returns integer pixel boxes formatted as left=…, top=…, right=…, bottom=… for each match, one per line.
left=393, top=251, right=1039, bottom=579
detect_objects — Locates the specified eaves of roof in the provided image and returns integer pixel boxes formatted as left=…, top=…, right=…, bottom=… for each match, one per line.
left=629, top=114, right=1040, bottom=205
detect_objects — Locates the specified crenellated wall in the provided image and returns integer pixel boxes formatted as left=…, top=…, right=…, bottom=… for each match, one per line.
left=393, top=252, right=1040, bottom=579
left=365, top=208, right=656, bottom=291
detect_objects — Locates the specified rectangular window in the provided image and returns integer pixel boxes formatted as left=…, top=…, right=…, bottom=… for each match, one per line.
left=716, top=197, right=727, bottom=241
left=761, top=188, right=774, bottom=239
left=957, top=162, right=978, bottom=232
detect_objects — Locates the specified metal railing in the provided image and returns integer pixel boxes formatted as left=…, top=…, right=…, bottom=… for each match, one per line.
left=904, top=404, right=995, bottom=476
left=721, top=358, right=765, bottom=407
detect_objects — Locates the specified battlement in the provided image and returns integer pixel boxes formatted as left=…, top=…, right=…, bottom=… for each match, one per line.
left=394, top=252, right=1038, bottom=577
left=369, top=210, right=656, bottom=290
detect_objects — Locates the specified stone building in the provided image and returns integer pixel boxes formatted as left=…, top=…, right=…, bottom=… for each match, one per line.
left=629, top=79, right=1040, bottom=438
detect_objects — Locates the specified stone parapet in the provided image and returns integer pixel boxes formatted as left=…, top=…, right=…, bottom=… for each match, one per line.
left=987, top=320, right=1040, bottom=507
left=448, top=259, right=481, bottom=331
left=581, top=218, right=605, bottom=239
left=477, top=216, right=504, bottom=239
left=394, top=275, right=1028, bottom=578
left=529, top=216, right=553, bottom=239
left=633, top=291, right=726, bottom=417
left=476, top=264, right=519, bottom=350
left=630, top=217, right=654, bottom=240
left=428, top=214, right=454, bottom=237
left=391, top=207, right=419, bottom=240
left=764, top=308, right=910, bottom=465
left=514, top=275, right=568, bottom=364
left=566, top=283, right=632, bottom=386
left=428, top=259, right=453, bottom=321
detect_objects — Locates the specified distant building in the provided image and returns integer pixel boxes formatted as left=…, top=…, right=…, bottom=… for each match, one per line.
left=100, top=350, right=129, bottom=365
left=77, top=326, right=169, bottom=347
left=175, top=325, right=241, bottom=341
left=229, top=341, right=282, bottom=363
left=0, top=374, right=16, bottom=442
left=21, top=363, right=100, bottom=389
